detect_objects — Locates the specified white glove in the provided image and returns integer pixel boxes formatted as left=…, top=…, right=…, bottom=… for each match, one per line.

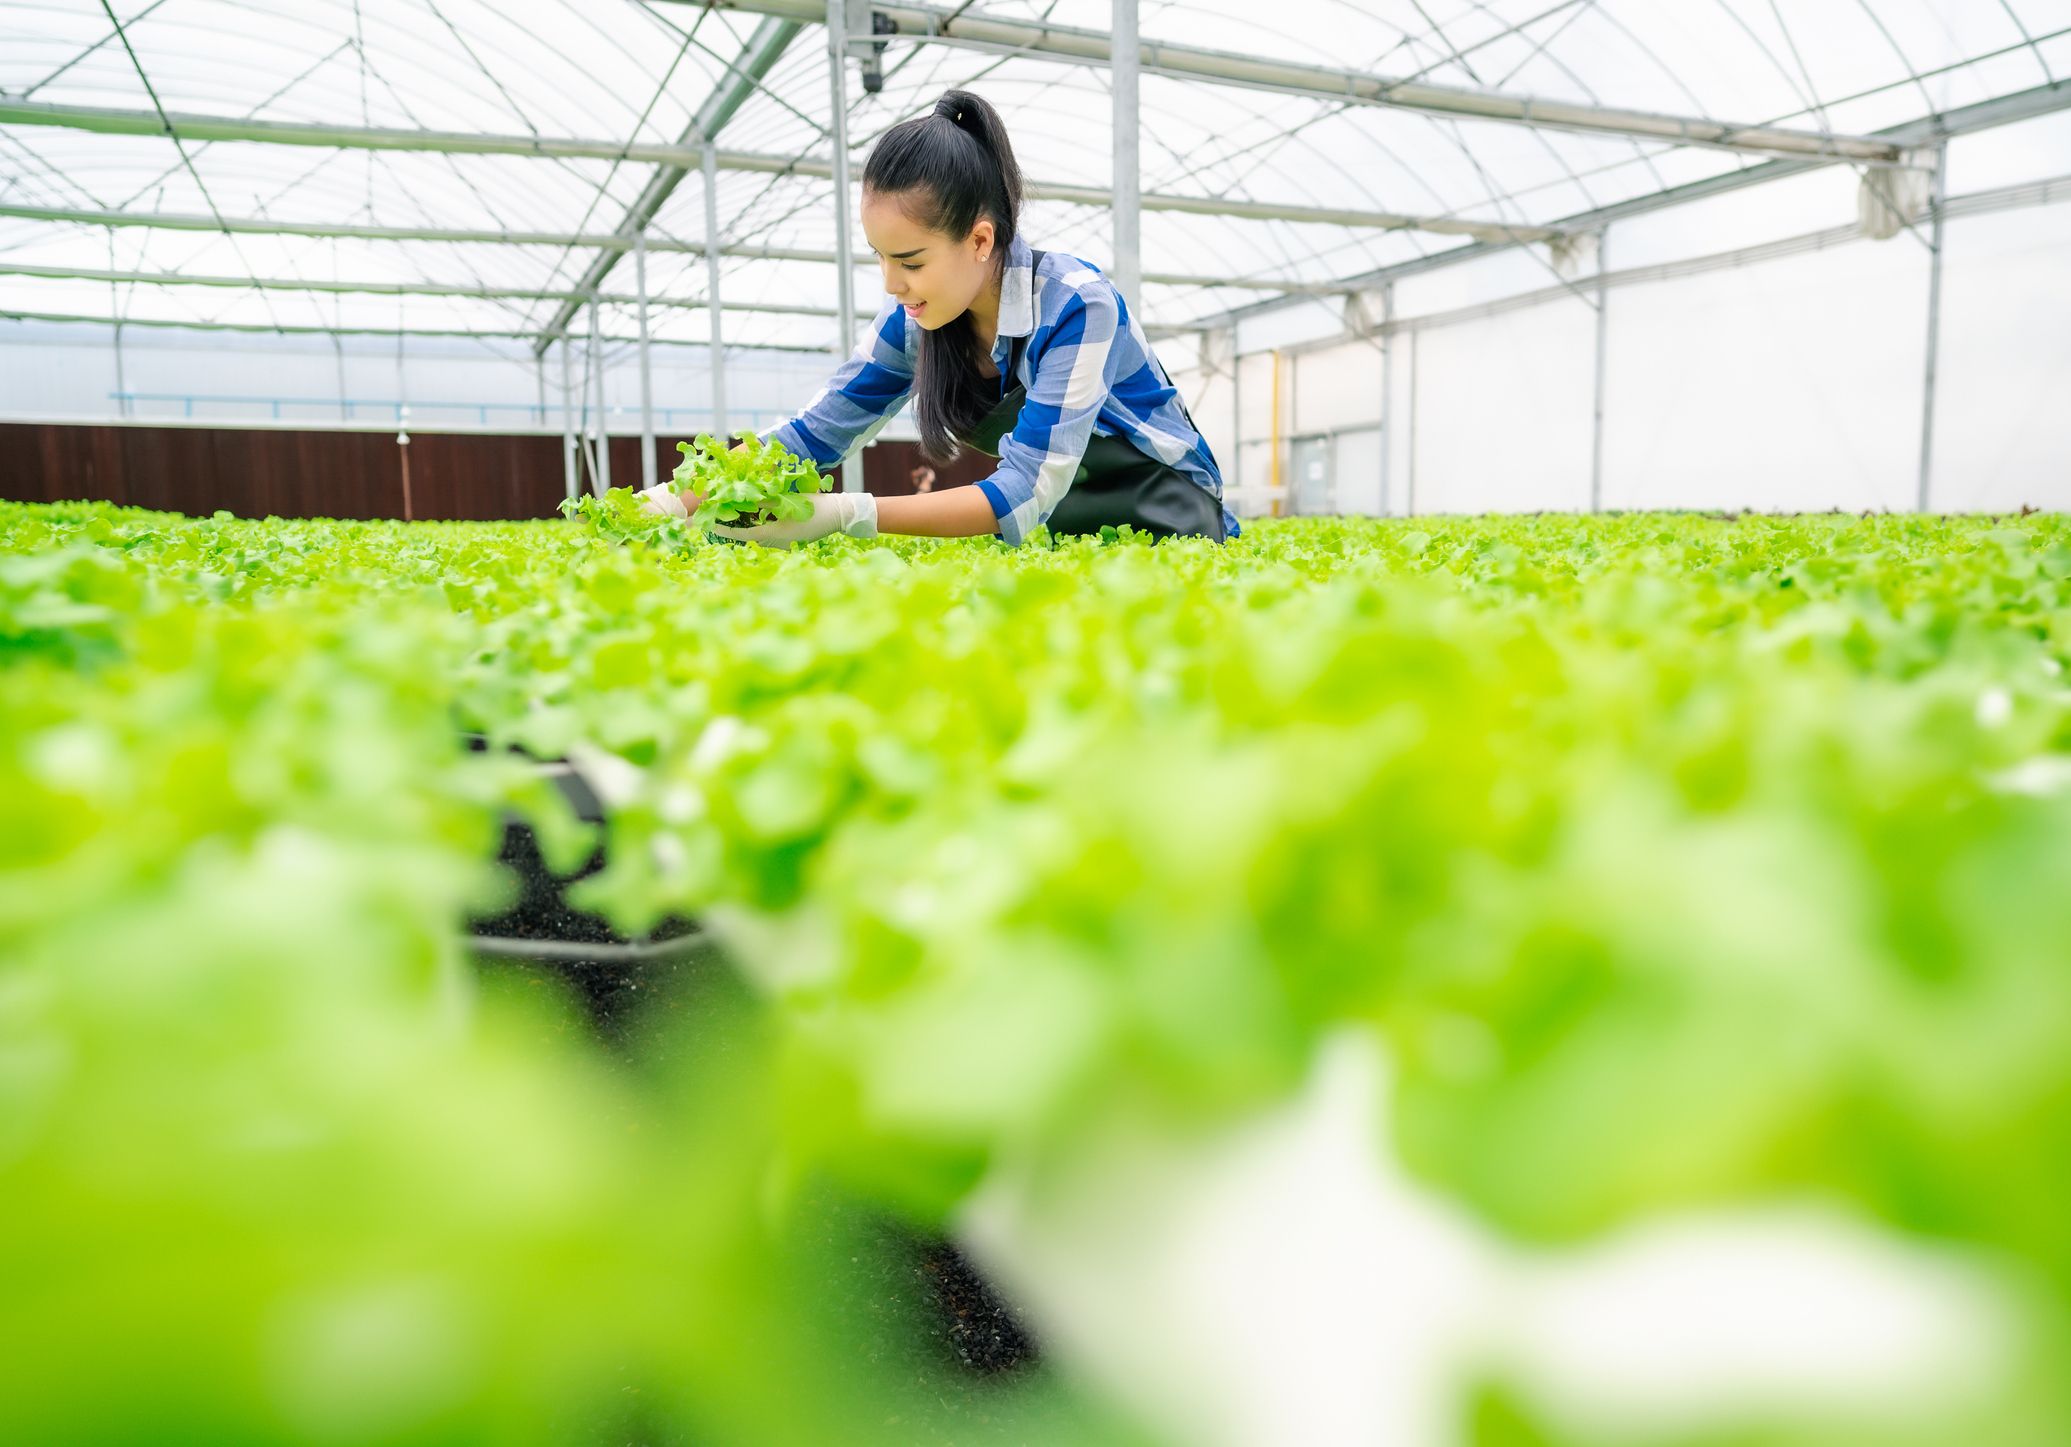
left=709, top=492, right=878, bottom=549
left=635, top=481, right=690, bottom=519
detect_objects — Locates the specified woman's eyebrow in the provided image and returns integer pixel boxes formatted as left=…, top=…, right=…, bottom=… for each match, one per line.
left=870, top=245, right=927, bottom=259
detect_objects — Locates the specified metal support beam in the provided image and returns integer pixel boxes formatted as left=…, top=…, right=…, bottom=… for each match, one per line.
left=636, top=229, right=656, bottom=490
left=1192, top=79, right=2071, bottom=335
left=1405, top=329, right=1419, bottom=518
left=702, top=144, right=730, bottom=439
left=1589, top=229, right=1609, bottom=514
left=560, top=340, right=578, bottom=503
left=826, top=0, right=857, bottom=492
left=0, top=203, right=1446, bottom=293
left=1379, top=283, right=1392, bottom=516
left=0, top=102, right=1567, bottom=244
left=0, top=307, right=839, bottom=354
left=1917, top=143, right=1948, bottom=514
left=0, top=261, right=870, bottom=318
left=532, top=17, right=804, bottom=353
left=1229, top=341, right=1242, bottom=497
left=680, top=0, right=1898, bottom=162
left=589, top=302, right=611, bottom=496
left=1112, top=0, right=1141, bottom=314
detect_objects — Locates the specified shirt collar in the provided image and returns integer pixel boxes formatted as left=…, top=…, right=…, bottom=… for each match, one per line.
left=996, top=234, right=1037, bottom=341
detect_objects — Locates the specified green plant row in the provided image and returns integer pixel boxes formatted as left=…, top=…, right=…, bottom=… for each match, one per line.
left=6, top=497, right=2071, bottom=1443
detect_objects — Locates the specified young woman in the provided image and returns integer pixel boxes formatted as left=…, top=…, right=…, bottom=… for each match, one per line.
left=642, top=89, right=1235, bottom=548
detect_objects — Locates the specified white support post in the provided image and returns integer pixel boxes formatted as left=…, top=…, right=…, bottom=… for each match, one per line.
left=1917, top=143, right=1948, bottom=513
left=636, top=229, right=656, bottom=490
left=826, top=0, right=857, bottom=490
left=1379, top=283, right=1393, bottom=516
left=535, top=352, right=548, bottom=428
left=703, top=142, right=730, bottom=440
left=1112, top=0, right=1141, bottom=316
left=590, top=300, right=612, bottom=496
left=1230, top=345, right=1242, bottom=496
left=1406, top=328, right=1419, bottom=517
left=1589, top=228, right=1609, bottom=514
left=560, top=339, right=578, bottom=504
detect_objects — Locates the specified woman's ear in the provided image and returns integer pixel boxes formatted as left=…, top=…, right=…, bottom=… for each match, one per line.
left=970, top=217, right=995, bottom=264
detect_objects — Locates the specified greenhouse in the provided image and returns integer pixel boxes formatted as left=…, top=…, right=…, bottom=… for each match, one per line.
left=4, top=3, right=2071, bottom=1444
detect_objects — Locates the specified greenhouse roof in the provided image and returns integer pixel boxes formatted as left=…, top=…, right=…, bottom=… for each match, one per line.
left=3, top=0, right=2067, bottom=354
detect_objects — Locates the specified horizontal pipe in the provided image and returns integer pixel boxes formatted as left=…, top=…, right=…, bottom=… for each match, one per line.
left=1189, top=78, right=2071, bottom=334
left=0, top=204, right=1377, bottom=292
left=685, top=0, right=1897, bottom=162
left=0, top=260, right=877, bottom=317
left=0, top=97, right=1563, bottom=242
left=0, top=307, right=836, bottom=353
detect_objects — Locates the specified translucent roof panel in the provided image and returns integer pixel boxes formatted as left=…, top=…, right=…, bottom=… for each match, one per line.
left=4, top=0, right=2067, bottom=353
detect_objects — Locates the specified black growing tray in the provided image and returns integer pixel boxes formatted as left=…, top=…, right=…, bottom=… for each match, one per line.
left=457, top=730, right=1037, bottom=1376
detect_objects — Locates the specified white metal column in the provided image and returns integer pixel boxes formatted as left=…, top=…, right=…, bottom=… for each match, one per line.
left=1230, top=345, right=1242, bottom=496
left=1917, top=143, right=1948, bottom=513
left=1112, top=0, right=1141, bottom=315
left=703, top=142, right=730, bottom=439
left=827, top=0, right=857, bottom=489
left=1379, top=283, right=1393, bottom=516
left=1406, top=328, right=1419, bottom=517
left=589, top=301, right=612, bottom=496
left=635, top=229, right=656, bottom=490
left=1589, top=228, right=1610, bottom=514
left=560, top=339, right=578, bottom=503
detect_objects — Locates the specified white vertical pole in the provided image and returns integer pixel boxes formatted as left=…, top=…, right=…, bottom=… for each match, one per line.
left=1406, top=328, right=1419, bottom=517
left=1112, top=0, right=1142, bottom=316
left=1917, top=143, right=1948, bottom=513
left=827, top=0, right=857, bottom=490
left=1230, top=343, right=1243, bottom=497
left=108, top=235, right=130, bottom=418
left=560, top=339, right=578, bottom=504
left=1379, top=282, right=1393, bottom=516
left=590, top=300, right=612, bottom=496
left=636, top=229, right=656, bottom=490
left=703, top=142, right=730, bottom=441
left=1590, top=228, right=1610, bottom=514
left=534, top=353, right=548, bottom=428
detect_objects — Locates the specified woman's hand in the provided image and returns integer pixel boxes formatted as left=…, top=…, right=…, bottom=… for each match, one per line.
left=709, top=493, right=878, bottom=549
left=636, top=481, right=695, bottom=519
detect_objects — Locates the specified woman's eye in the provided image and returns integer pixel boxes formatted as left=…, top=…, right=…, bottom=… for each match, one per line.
left=900, top=263, right=921, bottom=272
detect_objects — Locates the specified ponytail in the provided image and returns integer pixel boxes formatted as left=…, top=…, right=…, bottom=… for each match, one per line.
left=862, top=89, right=1023, bottom=465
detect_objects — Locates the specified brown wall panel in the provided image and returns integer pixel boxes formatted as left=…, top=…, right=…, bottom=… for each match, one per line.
left=1, top=422, right=569, bottom=521
left=1, top=423, right=998, bottom=522
left=860, top=438, right=995, bottom=496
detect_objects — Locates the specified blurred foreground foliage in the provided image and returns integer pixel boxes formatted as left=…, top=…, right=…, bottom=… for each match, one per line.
left=6, top=499, right=2071, bottom=1442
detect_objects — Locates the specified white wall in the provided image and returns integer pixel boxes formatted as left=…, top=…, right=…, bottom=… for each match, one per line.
left=1411, top=296, right=1598, bottom=514
left=1600, top=239, right=1930, bottom=513
left=1929, top=203, right=2071, bottom=513
left=1175, top=193, right=2071, bottom=520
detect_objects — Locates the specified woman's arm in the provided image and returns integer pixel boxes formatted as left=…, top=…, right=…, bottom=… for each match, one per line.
left=874, top=484, right=1001, bottom=538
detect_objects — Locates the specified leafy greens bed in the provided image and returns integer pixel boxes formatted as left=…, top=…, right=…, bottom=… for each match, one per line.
left=6, top=497, right=2071, bottom=1444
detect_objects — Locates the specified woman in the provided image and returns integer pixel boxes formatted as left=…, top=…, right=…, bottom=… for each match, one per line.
left=643, top=89, right=1235, bottom=548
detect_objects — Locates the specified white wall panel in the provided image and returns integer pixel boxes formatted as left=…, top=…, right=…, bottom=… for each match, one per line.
left=1600, top=240, right=1930, bottom=513
left=1930, top=204, right=2071, bottom=512
left=1407, top=297, right=1596, bottom=514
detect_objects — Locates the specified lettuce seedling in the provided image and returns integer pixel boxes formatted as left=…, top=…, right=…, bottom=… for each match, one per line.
left=673, top=433, right=830, bottom=532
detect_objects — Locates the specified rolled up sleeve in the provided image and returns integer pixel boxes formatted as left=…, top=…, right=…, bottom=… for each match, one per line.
left=977, top=284, right=1118, bottom=546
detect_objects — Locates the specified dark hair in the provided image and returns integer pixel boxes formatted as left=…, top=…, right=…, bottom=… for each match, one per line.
left=862, top=89, right=1023, bottom=465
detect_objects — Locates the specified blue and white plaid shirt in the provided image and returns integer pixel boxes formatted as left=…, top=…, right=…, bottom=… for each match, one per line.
left=766, top=235, right=1236, bottom=546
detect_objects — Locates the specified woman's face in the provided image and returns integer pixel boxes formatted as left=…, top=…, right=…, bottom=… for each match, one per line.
left=860, top=188, right=997, bottom=332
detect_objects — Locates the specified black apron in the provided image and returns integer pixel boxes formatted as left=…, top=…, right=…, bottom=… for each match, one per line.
left=960, top=252, right=1227, bottom=543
